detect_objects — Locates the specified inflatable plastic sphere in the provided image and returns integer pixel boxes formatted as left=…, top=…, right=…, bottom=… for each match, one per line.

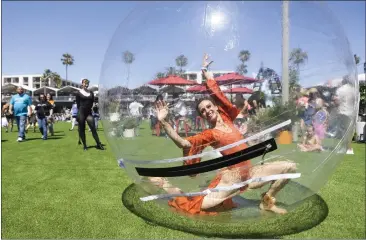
left=99, top=1, right=359, bottom=222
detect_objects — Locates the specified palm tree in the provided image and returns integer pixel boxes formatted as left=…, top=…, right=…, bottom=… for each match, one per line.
left=238, top=50, right=251, bottom=62
left=52, top=72, right=62, bottom=88
left=289, top=48, right=308, bottom=90
left=41, top=69, right=53, bottom=95
left=155, top=72, right=166, bottom=79
left=354, top=54, right=360, bottom=65
left=123, top=51, right=135, bottom=87
left=165, top=67, right=177, bottom=76
left=237, top=50, right=251, bottom=75
left=61, top=53, right=74, bottom=85
left=175, top=55, right=188, bottom=76
left=236, top=64, right=248, bottom=75
left=289, top=48, right=308, bottom=71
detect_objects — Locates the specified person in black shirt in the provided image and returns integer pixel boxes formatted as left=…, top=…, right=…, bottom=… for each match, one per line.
left=2, top=103, right=14, bottom=132
left=76, top=78, right=104, bottom=150
left=35, top=94, right=54, bottom=140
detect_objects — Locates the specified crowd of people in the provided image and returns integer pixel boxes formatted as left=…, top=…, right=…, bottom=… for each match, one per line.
left=1, top=79, right=104, bottom=150
left=1, top=52, right=358, bottom=217
left=133, top=73, right=355, bottom=155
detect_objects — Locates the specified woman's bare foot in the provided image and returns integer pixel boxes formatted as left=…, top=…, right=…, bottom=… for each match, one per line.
left=259, top=193, right=288, bottom=214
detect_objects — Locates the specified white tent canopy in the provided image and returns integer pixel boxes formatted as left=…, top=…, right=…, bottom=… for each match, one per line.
left=32, top=86, right=59, bottom=96
left=57, top=86, right=80, bottom=95
left=1, top=83, right=35, bottom=94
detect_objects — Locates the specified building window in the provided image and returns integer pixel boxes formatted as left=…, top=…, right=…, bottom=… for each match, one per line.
left=12, top=77, right=19, bottom=84
left=23, top=77, right=29, bottom=83
left=188, top=74, right=197, bottom=80
left=4, top=78, right=11, bottom=84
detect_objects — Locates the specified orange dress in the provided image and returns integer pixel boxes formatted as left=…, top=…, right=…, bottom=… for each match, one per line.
left=168, top=78, right=252, bottom=215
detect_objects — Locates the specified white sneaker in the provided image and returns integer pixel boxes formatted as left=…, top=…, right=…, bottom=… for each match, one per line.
left=346, top=149, right=354, bottom=155
left=17, top=137, right=23, bottom=142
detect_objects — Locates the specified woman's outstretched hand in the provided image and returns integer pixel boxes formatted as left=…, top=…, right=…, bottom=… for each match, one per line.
left=202, top=53, right=210, bottom=68
left=202, top=53, right=214, bottom=79
left=155, top=100, right=169, bottom=122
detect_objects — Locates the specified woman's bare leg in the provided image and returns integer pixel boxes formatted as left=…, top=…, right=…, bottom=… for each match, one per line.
left=247, top=160, right=297, bottom=214
left=149, top=170, right=243, bottom=210
left=149, top=177, right=182, bottom=194
left=150, top=160, right=296, bottom=214
left=201, top=168, right=243, bottom=210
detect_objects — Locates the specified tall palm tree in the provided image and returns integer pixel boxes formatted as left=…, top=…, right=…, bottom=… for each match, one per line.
left=289, top=48, right=308, bottom=71
left=41, top=69, right=53, bottom=95
left=354, top=54, right=360, bottom=65
left=123, top=51, right=135, bottom=87
left=237, top=50, right=251, bottom=75
left=236, top=64, right=248, bottom=75
left=61, top=53, right=74, bottom=85
left=289, top=48, right=308, bottom=90
left=175, top=55, right=188, bottom=76
left=238, top=50, right=251, bottom=62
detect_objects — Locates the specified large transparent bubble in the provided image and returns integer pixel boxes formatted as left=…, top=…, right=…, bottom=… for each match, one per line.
left=99, top=1, right=359, bottom=222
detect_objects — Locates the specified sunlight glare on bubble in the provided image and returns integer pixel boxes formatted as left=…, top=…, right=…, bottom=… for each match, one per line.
left=211, top=11, right=225, bottom=26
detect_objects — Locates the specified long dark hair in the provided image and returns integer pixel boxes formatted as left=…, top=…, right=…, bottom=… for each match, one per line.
left=46, top=93, right=53, bottom=100
left=38, top=94, right=46, bottom=102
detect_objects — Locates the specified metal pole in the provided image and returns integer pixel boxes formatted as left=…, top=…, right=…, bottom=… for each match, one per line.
left=281, top=0, right=290, bottom=104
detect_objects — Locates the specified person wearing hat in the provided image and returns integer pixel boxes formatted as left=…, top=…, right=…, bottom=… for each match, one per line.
left=76, top=78, right=104, bottom=150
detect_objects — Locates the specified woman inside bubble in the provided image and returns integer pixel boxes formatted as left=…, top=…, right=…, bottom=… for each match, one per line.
left=297, top=125, right=323, bottom=152
left=151, top=53, right=297, bottom=215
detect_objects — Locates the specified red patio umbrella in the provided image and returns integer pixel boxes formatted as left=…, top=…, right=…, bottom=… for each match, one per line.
left=186, top=85, right=209, bottom=93
left=214, top=73, right=257, bottom=101
left=214, top=72, right=258, bottom=85
left=148, top=75, right=196, bottom=86
left=223, top=87, right=253, bottom=94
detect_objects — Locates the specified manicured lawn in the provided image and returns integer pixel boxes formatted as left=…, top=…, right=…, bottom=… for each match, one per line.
left=1, top=122, right=365, bottom=238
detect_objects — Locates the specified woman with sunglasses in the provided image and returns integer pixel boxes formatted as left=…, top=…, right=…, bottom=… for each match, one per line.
left=76, top=78, right=104, bottom=150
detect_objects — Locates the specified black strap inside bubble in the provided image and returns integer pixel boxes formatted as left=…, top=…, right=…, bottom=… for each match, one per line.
left=135, top=138, right=277, bottom=177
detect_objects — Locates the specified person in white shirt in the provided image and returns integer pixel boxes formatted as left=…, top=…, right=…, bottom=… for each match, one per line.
left=129, top=99, right=144, bottom=117
left=171, top=93, right=188, bottom=132
left=334, top=77, right=357, bottom=154
left=129, top=99, right=144, bottom=136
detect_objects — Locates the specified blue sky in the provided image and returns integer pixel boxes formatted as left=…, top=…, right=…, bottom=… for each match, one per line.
left=2, top=1, right=365, bottom=88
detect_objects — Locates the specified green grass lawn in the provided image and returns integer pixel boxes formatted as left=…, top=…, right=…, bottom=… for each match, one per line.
left=1, top=121, right=365, bottom=239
